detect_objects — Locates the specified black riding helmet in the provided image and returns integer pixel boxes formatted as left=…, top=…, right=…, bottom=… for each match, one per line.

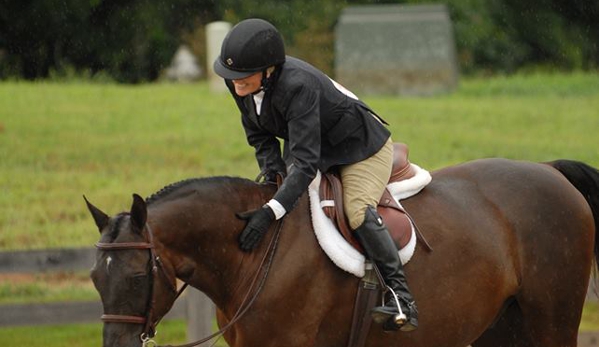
left=213, top=18, right=286, bottom=80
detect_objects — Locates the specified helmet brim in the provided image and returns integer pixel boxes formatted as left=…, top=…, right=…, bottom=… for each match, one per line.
left=213, top=57, right=258, bottom=80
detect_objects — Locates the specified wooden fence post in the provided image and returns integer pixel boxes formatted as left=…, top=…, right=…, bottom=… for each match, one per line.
left=186, top=287, right=215, bottom=342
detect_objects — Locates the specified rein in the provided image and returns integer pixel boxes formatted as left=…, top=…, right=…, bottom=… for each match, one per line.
left=162, top=217, right=284, bottom=347
left=96, top=218, right=285, bottom=347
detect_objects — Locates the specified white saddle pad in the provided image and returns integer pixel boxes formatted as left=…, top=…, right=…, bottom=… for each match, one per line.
left=308, top=164, right=432, bottom=277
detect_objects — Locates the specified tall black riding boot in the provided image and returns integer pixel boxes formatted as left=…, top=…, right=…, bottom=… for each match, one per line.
left=353, top=205, right=418, bottom=332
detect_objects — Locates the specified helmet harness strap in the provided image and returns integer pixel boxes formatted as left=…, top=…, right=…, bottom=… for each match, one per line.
left=260, top=69, right=270, bottom=92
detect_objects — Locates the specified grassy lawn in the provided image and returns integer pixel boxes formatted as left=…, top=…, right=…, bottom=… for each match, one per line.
left=582, top=301, right=599, bottom=331
left=0, top=82, right=253, bottom=250
left=1, top=72, right=598, bottom=250
left=1, top=72, right=599, bottom=343
left=0, top=320, right=190, bottom=347
left=0, top=272, right=96, bottom=304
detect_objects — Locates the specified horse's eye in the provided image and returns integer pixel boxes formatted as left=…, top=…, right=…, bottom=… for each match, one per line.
left=128, top=274, right=147, bottom=290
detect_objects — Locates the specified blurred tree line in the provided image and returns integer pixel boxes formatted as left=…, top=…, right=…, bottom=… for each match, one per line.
left=0, top=0, right=597, bottom=82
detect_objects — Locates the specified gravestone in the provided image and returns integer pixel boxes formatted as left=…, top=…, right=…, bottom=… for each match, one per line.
left=335, top=4, right=458, bottom=96
left=206, top=21, right=232, bottom=93
left=165, top=45, right=202, bottom=82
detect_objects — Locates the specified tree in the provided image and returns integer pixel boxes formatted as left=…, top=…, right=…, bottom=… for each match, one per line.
left=0, top=0, right=216, bottom=82
left=0, top=0, right=597, bottom=81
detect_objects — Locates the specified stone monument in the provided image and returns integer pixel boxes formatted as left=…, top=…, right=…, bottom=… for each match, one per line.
left=335, top=4, right=459, bottom=96
left=206, top=21, right=232, bottom=93
left=165, top=45, right=202, bottom=82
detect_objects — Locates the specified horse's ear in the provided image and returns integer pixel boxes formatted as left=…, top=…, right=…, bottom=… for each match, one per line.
left=83, top=195, right=109, bottom=232
left=130, top=193, right=147, bottom=233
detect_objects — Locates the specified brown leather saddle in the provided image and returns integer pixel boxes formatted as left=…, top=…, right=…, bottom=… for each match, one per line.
left=318, top=144, right=432, bottom=347
left=319, top=143, right=418, bottom=253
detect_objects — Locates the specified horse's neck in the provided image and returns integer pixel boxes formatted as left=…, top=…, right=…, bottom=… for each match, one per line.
left=149, top=180, right=275, bottom=310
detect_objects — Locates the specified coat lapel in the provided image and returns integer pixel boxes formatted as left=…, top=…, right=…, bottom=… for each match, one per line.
left=243, top=96, right=259, bottom=125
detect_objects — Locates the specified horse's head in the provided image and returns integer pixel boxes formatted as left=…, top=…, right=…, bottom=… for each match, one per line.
left=85, top=194, right=179, bottom=347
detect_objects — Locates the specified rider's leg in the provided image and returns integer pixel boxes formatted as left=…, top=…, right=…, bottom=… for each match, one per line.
left=353, top=206, right=418, bottom=331
left=340, top=137, right=418, bottom=332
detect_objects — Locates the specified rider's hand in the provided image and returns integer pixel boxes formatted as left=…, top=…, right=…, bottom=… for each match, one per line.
left=237, top=205, right=276, bottom=251
left=261, top=169, right=286, bottom=185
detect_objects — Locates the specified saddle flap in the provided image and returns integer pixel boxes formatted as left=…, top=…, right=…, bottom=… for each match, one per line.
left=377, top=205, right=412, bottom=249
left=318, top=173, right=413, bottom=253
left=320, top=173, right=364, bottom=252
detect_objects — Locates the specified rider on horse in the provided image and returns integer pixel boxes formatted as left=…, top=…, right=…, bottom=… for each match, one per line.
left=213, top=18, right=418, bottom=332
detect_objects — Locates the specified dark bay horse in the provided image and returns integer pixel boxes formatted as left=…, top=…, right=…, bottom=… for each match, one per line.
left=87, top=158, right=599, bottom=347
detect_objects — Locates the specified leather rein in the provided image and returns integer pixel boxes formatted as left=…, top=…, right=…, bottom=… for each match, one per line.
left=95, top=218, right=284, bottom=347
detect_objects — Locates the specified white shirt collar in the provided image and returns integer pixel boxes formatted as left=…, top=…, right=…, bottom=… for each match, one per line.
left=252, top=91, right=265, bottom=115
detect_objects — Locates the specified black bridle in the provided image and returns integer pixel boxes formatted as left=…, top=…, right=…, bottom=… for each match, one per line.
left=96, top=218, right=284, bottom=347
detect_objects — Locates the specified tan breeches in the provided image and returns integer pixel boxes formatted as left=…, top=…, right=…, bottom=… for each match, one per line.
left=339, top=137, right=393, bottom=229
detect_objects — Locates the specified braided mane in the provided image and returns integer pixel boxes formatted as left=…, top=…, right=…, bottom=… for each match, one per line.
left=145, top=178, right=203, bottom=205
left=145, top=176, right=253, bottom=206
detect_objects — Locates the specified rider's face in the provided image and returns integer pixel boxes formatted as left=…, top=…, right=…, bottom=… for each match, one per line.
left=232, top=72, right=262, bottom=97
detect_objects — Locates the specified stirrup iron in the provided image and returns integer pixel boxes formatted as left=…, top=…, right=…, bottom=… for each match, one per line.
left=385, top=285, right=407, bottom=326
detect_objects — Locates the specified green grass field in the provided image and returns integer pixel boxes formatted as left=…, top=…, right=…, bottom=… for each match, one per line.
left=0, top=320, right=189, bottom=347
left=1, top=72, right=599, bottom=250
left=1, top=72, right=599, bottom=344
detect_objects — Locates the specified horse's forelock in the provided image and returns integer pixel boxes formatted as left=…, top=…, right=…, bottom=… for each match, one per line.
left=105, top=212, right=129, bottom=242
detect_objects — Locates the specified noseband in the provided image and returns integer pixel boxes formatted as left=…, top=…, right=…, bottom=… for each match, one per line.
left=95, top=223, right=184, bottom=345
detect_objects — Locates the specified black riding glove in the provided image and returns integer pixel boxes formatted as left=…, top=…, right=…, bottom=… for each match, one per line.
left=237, top=205, right=276, bottom=251
left=257, top=169, right=286, bottom=185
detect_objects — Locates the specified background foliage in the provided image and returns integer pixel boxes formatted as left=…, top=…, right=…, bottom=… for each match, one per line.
left=1, top=0, right=598, bottom=82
